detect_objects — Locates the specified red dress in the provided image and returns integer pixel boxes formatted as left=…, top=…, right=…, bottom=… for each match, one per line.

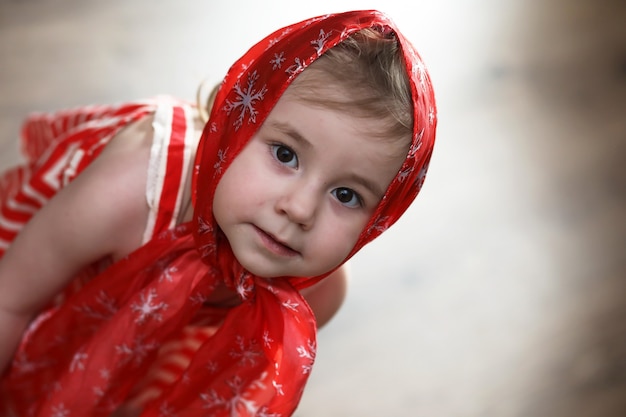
left=0, top=96, right=216, bottom=412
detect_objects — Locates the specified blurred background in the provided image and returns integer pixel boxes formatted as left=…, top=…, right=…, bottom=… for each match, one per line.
left=1, top=0, right=624, bottom=416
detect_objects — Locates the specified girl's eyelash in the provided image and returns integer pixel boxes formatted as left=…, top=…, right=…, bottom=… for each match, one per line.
left=333, top=187, right=365, bottom=209
left=269, top=142, right=298, bottom=168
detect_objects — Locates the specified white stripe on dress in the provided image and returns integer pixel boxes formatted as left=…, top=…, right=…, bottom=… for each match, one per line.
left=143, top=104, right=173, bottom=243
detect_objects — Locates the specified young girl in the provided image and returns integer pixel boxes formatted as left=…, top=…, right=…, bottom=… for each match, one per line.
left=0, top=10, right=436, bottom=417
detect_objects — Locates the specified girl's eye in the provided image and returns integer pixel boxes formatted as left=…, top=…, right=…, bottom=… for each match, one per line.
left=332, top=187, right=362, bottom=208
left=271, top=144, right=298, bottom=168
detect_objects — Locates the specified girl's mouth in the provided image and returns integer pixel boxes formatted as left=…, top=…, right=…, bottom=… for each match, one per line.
left=254, top=226, right=299, bottom=257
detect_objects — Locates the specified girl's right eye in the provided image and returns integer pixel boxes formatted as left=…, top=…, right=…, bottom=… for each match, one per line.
left=271, top=144, right=298, bottom=169
left=332, top=187, right=363, bottom=208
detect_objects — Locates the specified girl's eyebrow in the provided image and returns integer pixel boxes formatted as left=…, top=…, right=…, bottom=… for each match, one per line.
left=347, top=173, right=385, bottom=200
left=267, top=121, right=312, bottom=149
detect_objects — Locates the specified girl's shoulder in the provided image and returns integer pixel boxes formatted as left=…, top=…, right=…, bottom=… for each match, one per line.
left=100, top=98, right=203, bottom=246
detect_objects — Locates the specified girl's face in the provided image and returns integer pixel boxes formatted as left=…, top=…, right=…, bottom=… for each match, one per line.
left=213, top=90, right=407, bottom=278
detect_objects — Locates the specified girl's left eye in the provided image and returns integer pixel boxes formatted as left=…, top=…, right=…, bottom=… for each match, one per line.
left=271, top=144, right=298, bottom=168
left=332, top=187, right=362, bottom=208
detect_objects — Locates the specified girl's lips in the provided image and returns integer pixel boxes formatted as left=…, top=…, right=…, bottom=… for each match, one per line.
left=254, top=226, right=299, bottom=257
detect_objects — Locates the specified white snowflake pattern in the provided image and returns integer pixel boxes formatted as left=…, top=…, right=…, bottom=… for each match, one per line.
left=230, top=335, right=263, bottom=367
left=258, top=407, right=282, bottom=417
left=250, top=371, right=268, bottom=390
left=213, top=147, right=228, bottom=176
left=428, top=107, right=436, bottom=124
left=189, top=291, right=209, bottom=306
left=268, top=28, right=293, bottom=47
left=200, top=376, right=259, bottom=415
left=158, top=264, right=178, bottom=283
left=69, top=350, right=88, bottom=372
left=265, top=285, right=278, bottom=295
left=285, top=57, right=305, bottom=78
left=223, top=70, right=267, bottom=130
left=197, top=216, right=213, bottom=235
left=74, top=290, right=118, bottom=321
left=50, top=403, right=70, bottom=417
left=268, top=37, right=280, bottom=47
left=155, top=227, right=179, bottom=242
left=415, top=163, right=429, bottom=189
left=310, top=29, right=332, bottom=55
left=368, top=216, right=390, bottom=235
left=158, top=402, right=177, bottom=417
left=42, top=381, right=62, bottom=399
left=130, top=288, right=168, bottom=324
left=199, top=241, right=217, bottom=257
left=115, top=335, right=160, bottom=367
left=296, top=339, right=317, bottom=375
left=181, top=371, right=192, bottom=385
left=303, top=15, right=327, bottom=28
left=338, top=27, right=349, bottom=41
left=281, top=299, right=299, bottom=312
left=99, top=367, right=111, bottom=380
left=272, top=380, right=284, bottom=396
left=270, top=52, right=285, bottom=70
left=93, top=385, right=106, bottom=399
left=262, top=330, right=274, bottom=348
left=239, top=60, right=253, bottom=74
left=12, top=351, right=52, bottom=376
left=235, top=273, right=255, bottom=300
left=397, top=166, right=414, bottom=183
left=408, top=129, right=424, bottom=158
left=206, top=360, right=219, bottom=374
left=412, top=55, right=428, bottom=90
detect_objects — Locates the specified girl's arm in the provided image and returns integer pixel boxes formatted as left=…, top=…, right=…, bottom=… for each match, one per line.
left=0, top=117, right=153, bottom=374
left=301, top=264, right=349, bottom=328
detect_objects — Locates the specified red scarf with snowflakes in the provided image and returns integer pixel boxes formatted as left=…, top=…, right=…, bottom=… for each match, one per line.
left=2, top=10, right=436, bottom=416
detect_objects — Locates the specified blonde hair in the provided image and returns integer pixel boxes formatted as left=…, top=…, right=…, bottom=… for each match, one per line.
left=196, top=79, right=220, bottom=124
left=197, top=28, right=412, bottom=146
left=291, top=28, right=412, bottom=143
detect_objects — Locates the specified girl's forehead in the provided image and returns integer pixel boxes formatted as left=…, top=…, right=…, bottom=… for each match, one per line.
left=263, top=91, right=409, bottom=165
left=273, top=81, right=412, bottom=155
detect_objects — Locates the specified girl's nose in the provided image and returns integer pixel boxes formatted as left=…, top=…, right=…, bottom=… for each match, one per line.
left=275, top=183, right=318, bottom=230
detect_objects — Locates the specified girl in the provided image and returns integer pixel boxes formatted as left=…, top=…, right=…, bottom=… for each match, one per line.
left=0, top=10, right=436, bottom=417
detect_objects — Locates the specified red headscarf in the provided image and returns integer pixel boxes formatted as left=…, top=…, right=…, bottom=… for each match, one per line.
left=2, top=10, right=436, bottom=416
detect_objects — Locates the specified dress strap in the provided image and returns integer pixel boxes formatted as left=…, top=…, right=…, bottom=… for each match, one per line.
left=143, top=100, right=200, bottom=243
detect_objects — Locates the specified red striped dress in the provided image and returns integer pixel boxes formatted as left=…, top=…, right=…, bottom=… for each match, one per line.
left=0, top=96, right=216, bottom=411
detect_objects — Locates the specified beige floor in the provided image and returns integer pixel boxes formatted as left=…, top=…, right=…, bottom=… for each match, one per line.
left=1, top=1, right=625, bottom=416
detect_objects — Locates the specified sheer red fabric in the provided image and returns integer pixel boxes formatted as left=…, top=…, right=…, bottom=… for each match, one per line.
left=1, top=10, right=437, bottom=416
